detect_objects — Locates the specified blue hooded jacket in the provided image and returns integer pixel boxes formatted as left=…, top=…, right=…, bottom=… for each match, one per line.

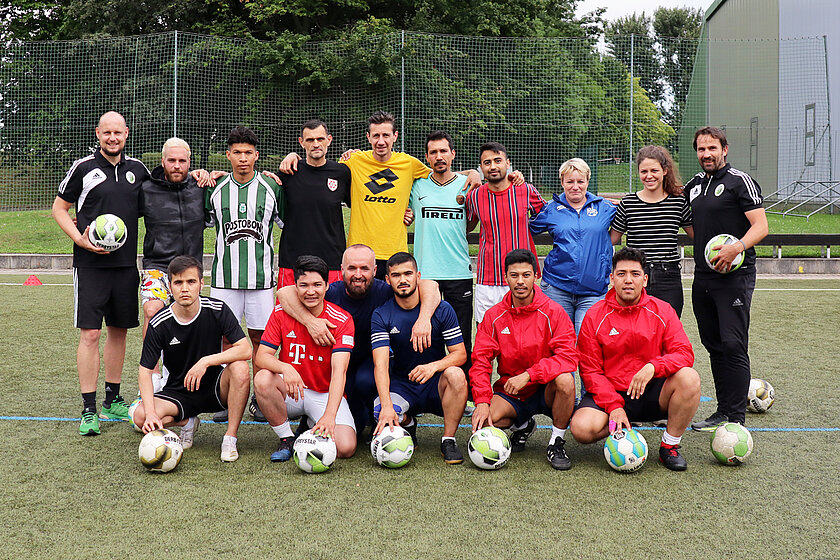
left=529, top=191, right=616, bottom=296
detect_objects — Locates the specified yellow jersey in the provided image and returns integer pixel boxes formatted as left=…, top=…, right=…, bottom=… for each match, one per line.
left=343, top=150, right=430, bottom=259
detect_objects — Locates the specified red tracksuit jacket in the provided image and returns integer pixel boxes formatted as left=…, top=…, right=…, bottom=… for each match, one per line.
left=469, top=285, right=578, bottom=404
left=577, top=288, right=694, bottom=413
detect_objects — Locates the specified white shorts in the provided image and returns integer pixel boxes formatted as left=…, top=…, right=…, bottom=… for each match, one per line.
left=210, top=287, right=274, bottom=330
left=285, top=388, right=356, bottom=432
left=140, top=269, right=171, bottom=306
left=474, top=284, right=510, bottom=324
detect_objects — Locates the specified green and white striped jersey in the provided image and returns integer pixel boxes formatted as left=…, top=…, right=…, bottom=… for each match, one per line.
left=205, top=172, right=285, bottom=290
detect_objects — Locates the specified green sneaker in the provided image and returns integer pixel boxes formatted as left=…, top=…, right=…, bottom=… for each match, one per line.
left=100, top=395, right=130, bottom=421
left=79, top=410, right=101, bottom=436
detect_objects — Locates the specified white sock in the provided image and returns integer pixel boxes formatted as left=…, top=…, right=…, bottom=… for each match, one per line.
left=223, top=434, right=237, bottom=445
left=549, top=426, right=566, bottom=444
left=441, top=436, right=455, bottom=443
left=272, top=421, right=294, bottom=439
left=662, top=431, right=682, bottom=446
left=182, top=417, right=196, bottom=431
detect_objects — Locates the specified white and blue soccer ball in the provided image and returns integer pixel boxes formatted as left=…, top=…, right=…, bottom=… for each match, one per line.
left=88, top=213, right=128, bottom=251
left=604, top=428, right=648, bottom=472
left=370, top=425, right=414, bottom=468
left=138, top=428, right=183, bottom=473
left=468, top=427, right=511, bottom=470
left=293, top=429, right=337, bottom=473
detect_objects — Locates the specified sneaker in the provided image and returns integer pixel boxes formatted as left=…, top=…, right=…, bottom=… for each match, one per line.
left=510, top=417, right=536, bottom=452
left=213, top=409, right=229, bottom=423
left=249, top=394, right=266, bottom=422
left=404, top=418, right=418, bottom=446
left=99, top=395, right=130, bottom=421
left=463, top=400, right=476, bottom=418
left=652, top=418, right=668, bottom=428
left=270, top=436, right=295, bottom=462
left=79, top=409, right=100, bottom=436
left=220, top=438, right=239, bottom=462
left=440, top=439, right=464, bottom=464
left=659, top=443, right=688, bottom=471
left=546, top=438, right=572, bottom=470
left=180, top=417, right=200, bottom=449
left=691, top=411, right=728, bottom=432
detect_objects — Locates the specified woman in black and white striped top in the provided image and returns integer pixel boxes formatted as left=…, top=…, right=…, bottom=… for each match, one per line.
left=610, top=146, right=694, bottom=316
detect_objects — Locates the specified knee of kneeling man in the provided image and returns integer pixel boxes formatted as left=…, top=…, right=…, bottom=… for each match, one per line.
left=553, top=373, right=575, bottom=393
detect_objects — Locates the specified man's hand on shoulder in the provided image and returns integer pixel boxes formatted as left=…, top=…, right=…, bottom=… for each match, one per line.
left=279, top=153, right=301, bottom=174
left=508, top=170, right=525, bottom=186
left=305, top=316, right=337, bottom=347
left=340, top=148, right=360, bottom=162
left=190, top=169, right=213, bottom=188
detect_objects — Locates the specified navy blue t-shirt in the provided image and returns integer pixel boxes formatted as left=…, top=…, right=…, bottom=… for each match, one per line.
left=326, top=278, right=393, bottom=370
left=370, top=300, right=463, bottom=377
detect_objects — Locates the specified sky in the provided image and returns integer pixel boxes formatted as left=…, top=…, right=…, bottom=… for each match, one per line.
left=575, top=0, right=713, bottom=22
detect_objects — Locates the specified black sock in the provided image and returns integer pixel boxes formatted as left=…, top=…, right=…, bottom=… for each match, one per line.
left=104, top=382, right=120, bottom=406
left=82, top=392, right=96, bottom=412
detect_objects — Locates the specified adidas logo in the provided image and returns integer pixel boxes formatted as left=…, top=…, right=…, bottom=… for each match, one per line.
left=609, top=328, right=619, bottom=336
left=169, top=337, right=181, bottom=345
left=390, top=326, right=400, bottom=334
left=732, top=298, right=744, bottom=307
left=287, top=330, right=297, bottom=338
left=501, top=327, right=510, bottom=334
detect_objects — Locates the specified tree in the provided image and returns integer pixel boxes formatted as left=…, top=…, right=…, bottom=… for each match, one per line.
left=605, top=13, right=662, bottom=108
left=653, top=7, right=703, bottom=127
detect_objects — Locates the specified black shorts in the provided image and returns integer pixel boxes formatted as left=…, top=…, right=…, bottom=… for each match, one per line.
left=74, top=266, right=140, bottom=329
left=155, top=366, right=225, bottom=422
left=497, top=387, right=552, bottom=424
left=576, top=377, right=667, bottom=422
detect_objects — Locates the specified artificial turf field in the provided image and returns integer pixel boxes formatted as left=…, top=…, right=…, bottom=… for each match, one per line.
left=0, top=273, right=838, bottom=559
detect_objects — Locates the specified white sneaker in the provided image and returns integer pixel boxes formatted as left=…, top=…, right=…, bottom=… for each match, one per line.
left=220, top=436, right=239, bottom=462
left=180, top=417, right=200, bottom=449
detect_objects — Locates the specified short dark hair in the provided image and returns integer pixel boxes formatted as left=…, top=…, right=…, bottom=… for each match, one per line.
left=302, top=119, right=328, bottom=136
left=479, top=141, right=508, bottom=160
left=426, top=130, right=454, bottom=152
left=612, top=247, right=646, bottom=270
left=227, top=126, right=259, bottom=147
left=386, top=251, right=417, bottom=272
left=294, top=255, right=329, bottom=283
left=368, top=110, right=397, bottom=133
left=168, top=255, right=203, bottom=278
left=693, top=126, right=728, bottom=150
left=504, top=249, right=537, bottom=273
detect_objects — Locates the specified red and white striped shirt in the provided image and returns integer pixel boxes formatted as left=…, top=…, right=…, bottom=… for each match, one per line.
left=467, top=182, right=546, bottom=286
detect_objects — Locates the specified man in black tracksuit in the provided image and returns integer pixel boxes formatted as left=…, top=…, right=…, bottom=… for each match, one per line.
left=685, top=127, right=768, bottom=430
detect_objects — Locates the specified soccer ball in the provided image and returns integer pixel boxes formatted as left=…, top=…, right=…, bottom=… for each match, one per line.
left=747, top=378, right=775, bottom=413
left=603, top=428, right=648, bottom=472
left=468, top=427, right=511, bottom=470
left=711, top=422, right=754, bottom=465
left=138, top=428, right=183, bottom=473
left=88, top=213, right=127, bottom=251
left=704, top=233, right=744, bottom=273
left=128, top=397, right=143, bottom=433
left=293, top=429, right=337, bottom=473
left=370, top=426, right=414, bottom=468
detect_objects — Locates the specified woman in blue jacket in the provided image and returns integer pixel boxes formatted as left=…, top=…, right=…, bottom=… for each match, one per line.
left=530, top=158, right=616, bottom=335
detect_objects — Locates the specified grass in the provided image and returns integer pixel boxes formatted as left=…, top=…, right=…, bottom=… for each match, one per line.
left=1, top=273, right=839, bottom=558
left=2, top=208, right=840, bottom=258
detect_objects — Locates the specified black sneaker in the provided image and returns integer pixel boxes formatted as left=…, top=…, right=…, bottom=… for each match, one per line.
left=249, top=394, right=266, bottom=422
left=690, top=411, right=728, bottom=432
left=546, top=438, right=572, bottom=470
left=212, top=409, right=228, bottom=423
left=404, top=417, right=418, bottom=446
left=510, top=417, right=536, bottom=452
left=659, top=444, right=688, bottom=471
left=294, top=416, right=310, bottom=437
left=270, top=436, right=295, bottom=462
left=440, top=439, right=463, bottom=464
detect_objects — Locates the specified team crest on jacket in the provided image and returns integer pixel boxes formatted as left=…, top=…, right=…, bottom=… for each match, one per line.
left=714, top=184, right=725, bottom=196
left=327, top=178, right=338, bottom=191
left=223, top=219, right=265, bottom=245
left=586, top=207, right=598, bottom=216
left=125, top=171, right=136, bottom=184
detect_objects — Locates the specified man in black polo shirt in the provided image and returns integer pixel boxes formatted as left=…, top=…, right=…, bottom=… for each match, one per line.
left=52, top=111, right=150, bottom=436
left=275, top=120, right=351, bottom=289
left=685, top=126, right=768, bottom=431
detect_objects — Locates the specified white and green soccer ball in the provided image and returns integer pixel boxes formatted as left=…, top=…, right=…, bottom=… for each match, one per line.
left=128, top=397, right=143, bottom=433
left=468, top=426, right=511, bottom=470
left=138, top=428, right=183, bottom=473
left=293, top=429, right=337, bottom=473
left=604, top=428, right=648, bottom=472
left=704, top=233, right=744, bottom=273
left=711, top=422, right=754, bottom=465
left=747, top=378, right=775, bottom=413
left=370, top=425, right=414, bottom=468
left=88, top=213, right=127, bottom=251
